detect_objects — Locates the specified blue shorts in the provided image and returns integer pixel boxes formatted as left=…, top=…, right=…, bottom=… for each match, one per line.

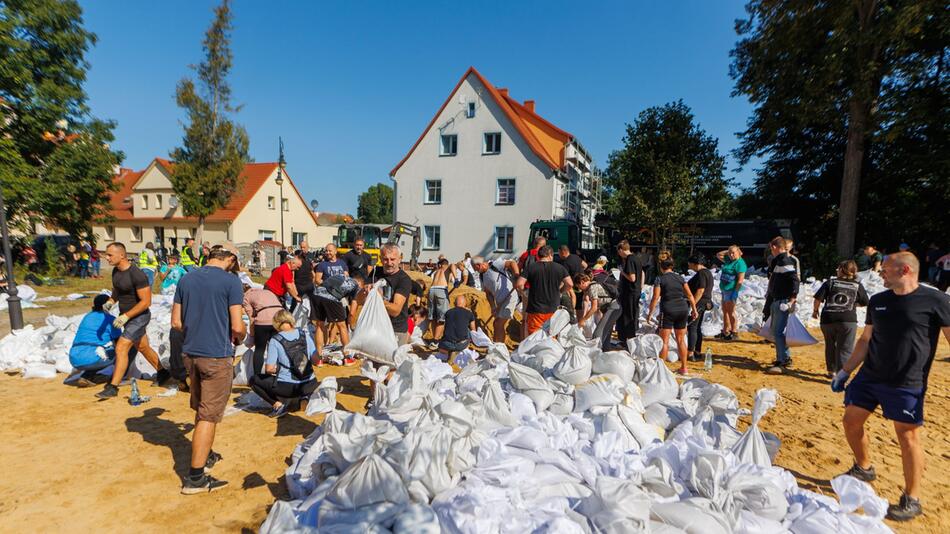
left=845, top=371, right=925, bottom=425
left=721, top=289, right=740, bottom=302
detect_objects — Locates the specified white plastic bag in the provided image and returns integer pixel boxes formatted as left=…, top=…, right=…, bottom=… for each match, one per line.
left=638, top=358, right=679, bottom=406
left=574, top=374, right=626, bottom=412
left=348, top=282, right=399, bottom=365
left=731, top=389, right=780, bottom=467
left=507, top=361, right=555, bottom=411
left=307, top=377, right=339, bottom=416
left=552, top=345, right=593, bottom=385
left=544, top=309, right=571, bottom=337
left=757, top=315, right=818, bottom=346
left=591, top=350, right=637, bottom=382
left=470, top=328, right=492, bottom=348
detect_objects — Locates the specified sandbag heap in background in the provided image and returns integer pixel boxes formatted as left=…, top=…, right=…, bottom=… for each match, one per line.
left=262, top=325, right=893, bottom=534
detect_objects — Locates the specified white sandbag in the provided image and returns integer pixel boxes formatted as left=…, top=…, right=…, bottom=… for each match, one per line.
left=756, top=315, right=818, bottom=347
left=232, top=348, right=257, bottom=386
left=644, top=401, right=690, bottom=431
left=831, top=475, right=887, bottom=519
left=638, top=358, right=679, bottom=406
left=306, top=377, right=339, bottom=416
left=629, top=334, right=663, bottom=360
left=553, top=345, right=593, bottom=385
left=651, top=498, right=731, bottom=534
left=22, top=363, right=57, bottom=379
left=591, top=350, right=637, bottom=382
left=724, top=465, right=789, bottom=524
left=469, top=328, right=491, bottom=348
left=325, top=453, right=410, bottom=509
left=348, top=282, right=399, bottom=365
left=544, top=308, right=571, bottom=336
left=507, top=361, right=555, bottom=411
left=452, top=348, right=479, bottom=368
left=573, top=374, right=626, bottom=412
left=731, top=389, right=780, bottom=466
left=392, top=503, right=441, bottom=534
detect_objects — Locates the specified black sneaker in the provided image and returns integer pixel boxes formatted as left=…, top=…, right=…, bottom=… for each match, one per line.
left=204, top=451, right=222, bottom=471
left=843, top=463, right=876, bottom=482
left=181, top=474, right=228, bottom=495
left=886, top=493, right=922, bottom=521
left=154, top=368, right=172, bottom=387
left=95, top=383, right=118, bottom=399
left=714, top=333, right=727, bottom=340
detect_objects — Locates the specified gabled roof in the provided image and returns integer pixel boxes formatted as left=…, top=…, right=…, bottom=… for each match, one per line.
left=390, top=66, right=574, bottom=176
left=104, top=158, right=319, bottom=226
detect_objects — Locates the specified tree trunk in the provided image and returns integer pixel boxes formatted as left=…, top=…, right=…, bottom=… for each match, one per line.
left=193, top=216, right=204, bottom=260
left=836, top=99, right=868, bottom=257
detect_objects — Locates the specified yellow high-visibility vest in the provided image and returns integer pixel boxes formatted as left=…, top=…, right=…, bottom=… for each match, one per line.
left=139, top=250, right=158, bottom=269
left=181, top=246, right=197, bottom=266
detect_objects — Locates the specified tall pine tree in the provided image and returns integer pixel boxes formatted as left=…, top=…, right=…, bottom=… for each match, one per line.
left=170, top=0, right=249, bottom=255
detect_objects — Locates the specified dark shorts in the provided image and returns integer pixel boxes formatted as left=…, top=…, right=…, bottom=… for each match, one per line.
left=184, top=355, right=233, bottom=423
left=119, top=312, right=151, bottom=342
left=438, top=338, right=470, bottom=353
left=660, top=308, right=689, bottom=329
left=845, top=371, right=925, bottom=425
left=312, top=295, right=346, bottom=323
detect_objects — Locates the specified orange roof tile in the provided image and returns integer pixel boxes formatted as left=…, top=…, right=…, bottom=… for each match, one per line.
left=390, top=67, right=574, bottom=176
left=103, top=158, right=318, bottom=226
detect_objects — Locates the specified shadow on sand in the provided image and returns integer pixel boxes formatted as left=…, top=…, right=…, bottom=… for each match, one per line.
left=124, top=407, right=194, bottom=479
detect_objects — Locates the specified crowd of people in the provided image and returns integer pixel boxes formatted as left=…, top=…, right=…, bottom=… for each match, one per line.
left=57, top=234, right=950, bottom=520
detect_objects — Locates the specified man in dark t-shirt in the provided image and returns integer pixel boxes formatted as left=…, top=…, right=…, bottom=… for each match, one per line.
left=291, top=249, right=314, bottom=313
left=96, top=242, right=168, bottom=399
left=832, top=252, right=950, bottom=522
left=342, top=238, right=374, bottom=278
left=616, top=240, right=642, bottom=342
left=516, top=245, right=572, bottom=335
left=438, top=295, right=476, bottom=360
left=360, top=243, right=413, bottom=344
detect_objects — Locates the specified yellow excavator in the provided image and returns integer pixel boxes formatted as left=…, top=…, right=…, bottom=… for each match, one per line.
left=334, top=222, right=420, bottom=268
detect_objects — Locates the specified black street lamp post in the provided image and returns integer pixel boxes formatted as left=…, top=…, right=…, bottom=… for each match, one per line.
left=0, top=189, right=24, bottom=331
left=275, top=137, right=286, bottom=246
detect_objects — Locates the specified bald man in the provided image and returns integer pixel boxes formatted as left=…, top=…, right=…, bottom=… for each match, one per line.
left=832, top=252, right=950, bottom=522
left=437, top=295, right=476, bottom=362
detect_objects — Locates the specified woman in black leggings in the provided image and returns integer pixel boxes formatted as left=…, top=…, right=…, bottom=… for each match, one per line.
left=685, top=254, right=714, bottom=361
left=249, top=310, right=318, bottom=418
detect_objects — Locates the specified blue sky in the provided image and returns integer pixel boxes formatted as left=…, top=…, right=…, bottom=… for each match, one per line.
left=80, top=0, right=755, bottom=215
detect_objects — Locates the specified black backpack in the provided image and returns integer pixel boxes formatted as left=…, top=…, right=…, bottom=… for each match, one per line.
left=275, top=329, right=313, bottom=380
left=593, top=272, right=620, bottom=299
left=322, top=274, right=351, bottom=300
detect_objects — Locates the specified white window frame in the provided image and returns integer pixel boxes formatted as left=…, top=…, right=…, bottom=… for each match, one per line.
left=140, top=195, right=148, bottom=209
left=155, top=194, right=162, bottom=209
left=130, top=226, right=142, bottom=242
left=483, top=132, right=501, bottom=155
left=494, top=226, right=514, bottom=253
left=424, top=179, right=442, bottom=205
left=259, top=230, right=275, bottom=241
left=282, top=198, right=289, bottom=212
left=292, top=232, right=307, bottom=247
left=466, top=102, right=476, bottom=118
left=439, top=134, right=457, bottom=156
left=423, top=225, right=441, bottom=250
left=496, top=178, right=516, bottom=205
left=104, top=225, right=115, bottom=241
left=268, top=196, right=275, bottom=210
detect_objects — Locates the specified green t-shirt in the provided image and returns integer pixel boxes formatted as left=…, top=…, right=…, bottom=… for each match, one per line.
left=720, top=258, right=747, bottom=291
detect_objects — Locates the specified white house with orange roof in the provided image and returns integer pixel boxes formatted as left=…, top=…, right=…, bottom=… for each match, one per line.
left=390, top=66, right=602, bottom=262
left=92, top=157, right=320, bottom=251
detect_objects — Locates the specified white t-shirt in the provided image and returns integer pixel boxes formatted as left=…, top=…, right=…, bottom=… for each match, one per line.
left=481, top=258, right=514, bottom=302
left=464, top=258, right=481, bottom=290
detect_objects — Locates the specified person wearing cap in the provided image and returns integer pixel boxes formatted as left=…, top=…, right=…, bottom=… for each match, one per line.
left=68, top=294, right=123, bottom=387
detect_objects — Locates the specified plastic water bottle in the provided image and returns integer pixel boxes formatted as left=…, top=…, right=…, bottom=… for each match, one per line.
left=128, top=378, right=150, bottom=406
left=704, top=347, right=713, bottom=372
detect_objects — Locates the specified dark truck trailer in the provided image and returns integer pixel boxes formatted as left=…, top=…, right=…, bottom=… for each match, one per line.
left=604, top=220, right=794, bottom=269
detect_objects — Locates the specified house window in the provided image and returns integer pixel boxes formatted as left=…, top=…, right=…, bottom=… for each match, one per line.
left=169, top=195, right=178, bottom=208
left=282, top=199, right=289, bottom=212
left=140, top=196, right=148, bottom=209
left=155, top=194, right=162, bottom=209
left=268, top=196, right=275, bottom=209
left=131, top=226, right=142, bottom=242
left=483, top=132, right=501, bottom=154
left=467, top=102, right=476, bottom=118
left=439, top=134, right=457, bottom=156
left=494, top=226, right=514, bottom=252
left=292, top=232, right=307, bottom=247
left=259, top=230, right=275, bottom=241
left=424, top=179, right=442, bottom=204
left=104, top=226, right=115, bottom=240
left=423, top=225, right=441, bottom=250
left=496, top=178, right=516, bottom=205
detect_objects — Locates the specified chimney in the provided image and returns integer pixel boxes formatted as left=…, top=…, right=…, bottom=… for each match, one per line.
left=524, top=100, right=535, bottom=113
left=498, top=88, right=509, bottom=97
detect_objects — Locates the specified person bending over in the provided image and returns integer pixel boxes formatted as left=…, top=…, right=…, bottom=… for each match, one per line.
left=437, top=295, right=476, bottom=364
left=249, top=310, right=319, bottom=419
left=69, top=294, right=122, bottom=387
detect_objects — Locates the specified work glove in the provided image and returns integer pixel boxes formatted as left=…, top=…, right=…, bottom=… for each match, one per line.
left=113, top=314, right=130, bottom=329
left=830, top=370, right=850, bottom=393
left=103, top=300, right=115, bottom=312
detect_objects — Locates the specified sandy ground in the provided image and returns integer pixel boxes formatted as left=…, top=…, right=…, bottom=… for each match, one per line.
left=0, top=331, right=947, bottom=533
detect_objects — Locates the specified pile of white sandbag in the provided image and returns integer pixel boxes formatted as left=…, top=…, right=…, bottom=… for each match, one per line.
left=262, top=323, right=892, bottom=534
left=0, top=284, right=41, bottom=310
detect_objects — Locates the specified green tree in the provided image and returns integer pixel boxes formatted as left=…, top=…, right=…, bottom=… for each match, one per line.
left=170, top=0, right=249, bottom=256
left=604, top=101, right=733, bottom=248
left=0, top=0, right=122, bottom=237
left=731, top=0, right=948, bottom=257
left=357, top=183, right=394, bottom=224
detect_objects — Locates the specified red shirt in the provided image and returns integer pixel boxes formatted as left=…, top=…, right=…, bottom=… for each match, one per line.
left=265, top=263, right=294, bottom=297
left=407, top=317, right=415, bottom=335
